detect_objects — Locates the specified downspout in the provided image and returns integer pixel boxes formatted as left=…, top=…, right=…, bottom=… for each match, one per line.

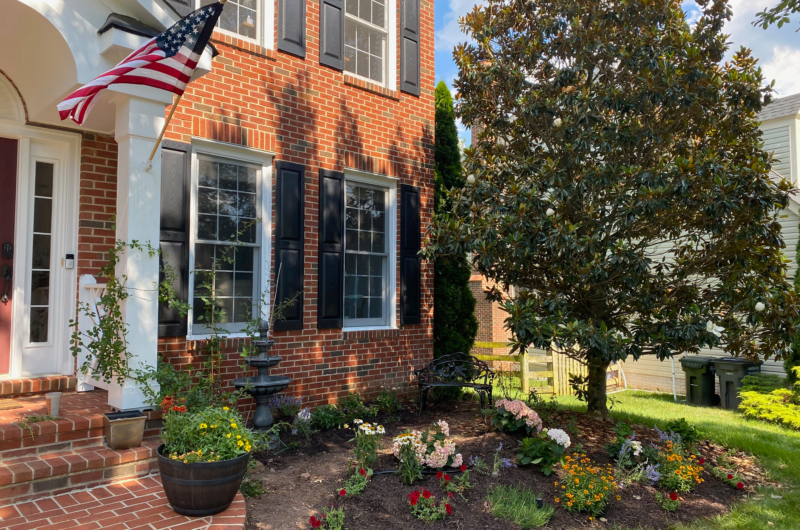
left=671, top=357, right=678, bottom=402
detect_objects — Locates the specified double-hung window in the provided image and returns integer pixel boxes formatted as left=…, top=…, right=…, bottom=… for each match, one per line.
left=344, top=182, right=390, bottom=326
left=344, top=0, right=389, bottom=84
left=191, top=155, right=267, bottom=334
left=199, top=0, right=270, bottom=45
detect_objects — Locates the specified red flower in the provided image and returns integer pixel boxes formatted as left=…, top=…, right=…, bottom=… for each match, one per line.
left=737, top=482, right=744, bottom=490
left=422, top=490, right=432, bottom=499
left=409, top=491, right=420, bottom=501
left=410, top=498, right=418, bottom=506
left=698, top=458, right=705, bottom=465
left=460, top=464, right=467, bottom=472
left=445, top=504, right=453, bottom=515
left=447, top=492, right=454, bottom=499
left=669, top=493, right=678, bottom=501
left=360, top=468, right=366, bottom=476
left=339, top=489, right=346, bottom=496
left=436, top=471, right=443, bottom=479
left=444, top=474, right=451, bottom=482
left=309, top=516, right=321, bottom=528
left=727, top=474, right=733, bottom=480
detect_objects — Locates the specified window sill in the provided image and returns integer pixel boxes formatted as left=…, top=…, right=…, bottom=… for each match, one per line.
left=344, top=74, right=400, bottom=101
left=210, top=31, right=277, bottom=61
left=186, top=332, right=250, bottom=341
left=342, top=325, right=397, bottom=332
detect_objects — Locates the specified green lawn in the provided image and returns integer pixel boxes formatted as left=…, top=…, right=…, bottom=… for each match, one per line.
left=541, top=391, right=800, bottom=530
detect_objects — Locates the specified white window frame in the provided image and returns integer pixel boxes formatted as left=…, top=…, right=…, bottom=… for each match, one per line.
left=197, top=0, right=274, bottom=49
left=187, top=139, right=274, bottom=339
left=344, top=0, right=397, bottom=90
left=343, top=169, right=398, bottom=330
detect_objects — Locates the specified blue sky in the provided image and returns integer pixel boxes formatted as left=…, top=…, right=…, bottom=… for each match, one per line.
left=435, top=0, right=800, bottom=143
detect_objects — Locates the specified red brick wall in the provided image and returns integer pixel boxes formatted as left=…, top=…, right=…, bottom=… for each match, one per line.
left=150, top=0, right=435, bottom=409
left=77, top=132, right=117, bottom=277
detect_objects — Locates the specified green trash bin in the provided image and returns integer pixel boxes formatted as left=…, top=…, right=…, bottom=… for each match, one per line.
left=713, top=358, right=762, bottom=410
left=679, top=356, right=717, bottom=406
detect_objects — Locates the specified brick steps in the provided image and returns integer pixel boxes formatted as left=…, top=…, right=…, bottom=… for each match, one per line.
left=0, top=376, right=76, bottom=398
left=0, top=475, right=246, bottom=530
left=0, top=438, right=161, bottom=506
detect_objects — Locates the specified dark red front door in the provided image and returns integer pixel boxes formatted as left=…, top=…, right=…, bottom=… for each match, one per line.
left=0, top=137, right=17, bottom=375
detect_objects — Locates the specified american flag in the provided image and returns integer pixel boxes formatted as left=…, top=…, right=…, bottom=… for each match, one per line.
left=58, top=3, right=223, bottom=125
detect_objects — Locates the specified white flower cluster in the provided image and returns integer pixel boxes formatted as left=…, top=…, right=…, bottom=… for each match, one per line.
left=546, top=428, right=571, bottom=448
left=354, top=419, right=385, bottom=436
left=391, top=420, right=463, bottom=469
left=437, top=420, right=450, bottom=437
left=630, top=440, right=643, bottom=456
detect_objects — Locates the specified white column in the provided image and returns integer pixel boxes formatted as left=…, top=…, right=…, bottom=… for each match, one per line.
left=110, top=94, right=166, bottom=410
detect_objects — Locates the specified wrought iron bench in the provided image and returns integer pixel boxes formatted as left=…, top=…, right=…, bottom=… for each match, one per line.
left=413, top=352, right=495, bottom=415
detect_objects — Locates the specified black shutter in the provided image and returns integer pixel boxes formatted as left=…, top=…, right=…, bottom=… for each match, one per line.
left=400, top=184, right=421, bottom=325
left=400, top=0, right=420, bottom=96
left=274, top=161, right=305, bottom=331
left=278, top=0, right=306, bottom=58
left=158, top=140, right=191, bottom=337
left=317, top=170, right=344, bottom=328
left=319, top=0, right=344, bottom=69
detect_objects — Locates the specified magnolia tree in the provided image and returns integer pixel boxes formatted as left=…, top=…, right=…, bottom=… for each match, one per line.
left=427, top=0, right=800, bottom=418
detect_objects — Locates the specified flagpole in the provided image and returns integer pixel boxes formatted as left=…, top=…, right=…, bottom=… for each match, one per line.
left=144, top=0, right=227, bottom=172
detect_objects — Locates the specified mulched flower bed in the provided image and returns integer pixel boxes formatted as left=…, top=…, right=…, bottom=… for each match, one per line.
left=246, top=399, right=766, bottom=530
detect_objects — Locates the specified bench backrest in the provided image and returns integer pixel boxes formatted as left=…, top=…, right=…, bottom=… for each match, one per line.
left=416, top=352, right=494, bottom=385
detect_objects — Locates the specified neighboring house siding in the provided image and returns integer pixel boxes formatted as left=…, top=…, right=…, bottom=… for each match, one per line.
left=763, top=125, right=793, bottom=182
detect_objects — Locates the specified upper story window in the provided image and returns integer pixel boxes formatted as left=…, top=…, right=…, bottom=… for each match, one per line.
left=345, top=0, right=388, bottom=85
left=199, top=0, right=272, bottom=46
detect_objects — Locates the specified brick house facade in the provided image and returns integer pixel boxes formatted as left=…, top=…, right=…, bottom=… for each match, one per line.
left=1, top=0, right=434, bottom=413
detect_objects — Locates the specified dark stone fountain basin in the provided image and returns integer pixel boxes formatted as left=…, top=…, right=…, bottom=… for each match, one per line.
left=233, top=375, right=291, bottom=396
left=242, top=356, right=282, bottom=370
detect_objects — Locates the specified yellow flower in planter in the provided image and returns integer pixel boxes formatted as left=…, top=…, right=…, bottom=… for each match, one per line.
left=238, top=440, right=244, bottom=447
left=227, top=433, right=232, bottom=438
left=223, top=407, right=229, bottom=411
left=231, top=423, right=237, bottom=429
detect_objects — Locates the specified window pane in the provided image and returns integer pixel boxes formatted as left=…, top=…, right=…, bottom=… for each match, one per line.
left=370, top=55, right=382, bottom=83
left=235, top=246, right=254, bottom=272
left=346, top=229, right=358, bottom=249
left=239, top=167, right=257, bottom=193
left=238, top=192, right=256, bottom=218
left=372, top=211, right=385, bottom=232
left=357, top=255, right=369, bottom=275
left=359, top=187, right=373, bottom=209
left=235, top=272, right=253, bottom=297
left=357, top=51, right=369, bottom=77
left=199, top=160, right=217, bottom=187
left=197, top=215, right=217, bottom=240
left=345, top=253, right=357, bottom=273
left=219, top=164, right=238, bottom=190
left=369, top=276, right=382, bottom=297
left=195, top=244, right=215, bottom=270
left=216, top=245, right=236, bottom=268
left=35, top=163, right=54, bottom=197
left=217, top=271, right=234, bottom=296
left=198, top=188, right=217, bottom=214
left=359, top=230, right=371, bottom=251
left=219, top=190, right=238, bottom=216
left=32, top=234, right=50, bottom=269
left=345, top=275, right=356, bottom=295
left=239, top=6, right=257, bottom=39
left=344, top=297, right=356, bottom=318
left=346, top=0, right=358, bottom=16
left=372, top=1, right=384, bottom=27
left=372, top=231, right=385, bottom=253
left=234, top=298, right=252, bottom=322
left=33, top=198, right=52, bottom=233
left=369, top=298, right=382, bottom=318
left=346, top=207, right=358, bottom=229
left=359, top=209, right=372, bottom=231
left=220, top=3, right=238, bottom=33
left=345, top=46, right=356, bottom=74
left=31, top=271, right=49, bottom=305
left=30, top=308, right=48, bottom=343
left=215, top=298, right=233, bottom=323
left=356, top=297, right=368, bottom=318
left=193, top=297, right=208, bottom=323
left=358, top=0, right=370, bottom=21
left=369, top=29, right=383, bottom=56
left=218, top=216, right=237, bottom=241
left=370, top=256, right=382, bottom=275
left=373, top=191, right=385, bottom=211
left=356, top=276, right=368, bottom=296
left=356, top=28, right=369, bottom=52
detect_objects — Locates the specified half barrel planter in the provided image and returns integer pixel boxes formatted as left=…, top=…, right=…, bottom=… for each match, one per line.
left=157, top=444, right=249, bottom=516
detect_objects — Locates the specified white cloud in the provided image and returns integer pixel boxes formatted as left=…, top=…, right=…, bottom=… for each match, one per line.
left=435, top=0, right=486, bottom=52
left=762, top=46, right=800, bottom=96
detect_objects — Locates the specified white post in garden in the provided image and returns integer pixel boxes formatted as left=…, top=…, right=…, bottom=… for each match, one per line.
left=104, top=92, right=168, bottom=410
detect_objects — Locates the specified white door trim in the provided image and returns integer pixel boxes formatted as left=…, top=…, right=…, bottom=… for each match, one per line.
left=0, top=118, right=81, bottom=378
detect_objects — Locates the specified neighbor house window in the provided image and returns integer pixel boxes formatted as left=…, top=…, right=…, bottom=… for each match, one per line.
left=191, top=156, right=265, bottom=334
left=344, top=0, right=389, bottom=84
left=199, top=0, right=263, bottom=43
left=344, top=182, right=390, bottom=326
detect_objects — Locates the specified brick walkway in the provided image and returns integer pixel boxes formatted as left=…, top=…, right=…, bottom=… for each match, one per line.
left=0, top=474, right=246, bottom=530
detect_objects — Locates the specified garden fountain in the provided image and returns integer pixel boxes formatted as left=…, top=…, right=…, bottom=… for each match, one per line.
left=233, top=321, right=291, bottom=429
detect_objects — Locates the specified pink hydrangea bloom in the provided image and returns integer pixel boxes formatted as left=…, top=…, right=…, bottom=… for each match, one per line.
left=495, top=399, right=543, bottom=432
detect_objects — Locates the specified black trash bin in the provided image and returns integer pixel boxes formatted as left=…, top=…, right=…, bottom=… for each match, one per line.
left=714, top=358, right=762, bottom=410
left=679, top=356, right=717, bottom=406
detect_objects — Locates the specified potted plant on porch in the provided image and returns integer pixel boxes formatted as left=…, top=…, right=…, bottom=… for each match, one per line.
left=157, top=398, right=254, bottom=516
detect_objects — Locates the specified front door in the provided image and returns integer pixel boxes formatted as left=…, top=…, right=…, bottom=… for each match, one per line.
left=0, top=138, right=17, bottom=376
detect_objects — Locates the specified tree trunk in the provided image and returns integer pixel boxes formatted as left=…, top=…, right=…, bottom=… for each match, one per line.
left=586, top=359, right=610, bottom=420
